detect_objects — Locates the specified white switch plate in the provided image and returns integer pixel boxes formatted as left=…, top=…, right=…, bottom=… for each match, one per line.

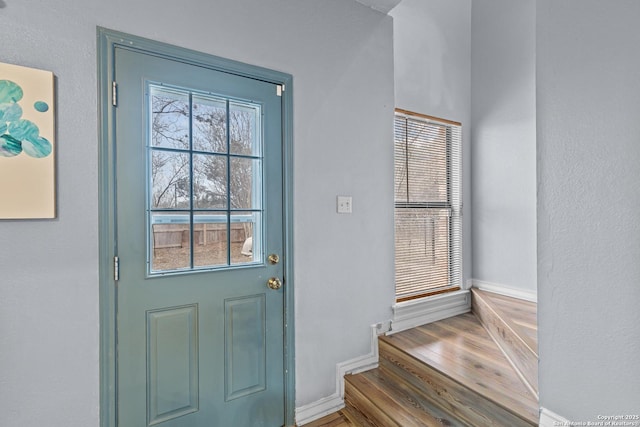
left=337, top=196, right=352, bottom=214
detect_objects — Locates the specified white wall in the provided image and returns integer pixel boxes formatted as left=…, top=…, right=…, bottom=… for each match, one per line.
left=537, top=0, right=640, bottom=420
left=390, top=0, right=472, bottom=287
left=470, top=0, right=537, bottom=293
left=0, top=0, right=395, bottom=424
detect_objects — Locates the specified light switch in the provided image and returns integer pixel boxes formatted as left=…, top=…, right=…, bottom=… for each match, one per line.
left=337, top=196, right=352, bottom=214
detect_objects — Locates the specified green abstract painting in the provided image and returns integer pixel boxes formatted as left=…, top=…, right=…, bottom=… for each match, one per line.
left=0, top=62, right=55, bottom=219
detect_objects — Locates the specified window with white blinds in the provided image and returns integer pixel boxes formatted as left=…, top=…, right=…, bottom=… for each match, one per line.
left=394, top=110, right=462, bottom=302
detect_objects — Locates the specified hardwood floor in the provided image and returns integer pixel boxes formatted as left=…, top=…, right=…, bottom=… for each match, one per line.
left=472, top=288, right=538, bottom=395
left=379, top=313, right=538, bottom=426
left=346, top=368, right=467, bottom=426
left=473, top=289, right=537, bottom=353
left=303, top=411, right=354, bottom=427
left=304, top=290, right=538, bottom=426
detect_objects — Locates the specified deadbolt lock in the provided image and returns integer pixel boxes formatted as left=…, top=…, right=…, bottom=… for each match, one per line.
left=268, top=254, right=280, bottom=265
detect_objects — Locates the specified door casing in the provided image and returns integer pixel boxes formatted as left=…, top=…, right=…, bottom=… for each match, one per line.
left=97, top=27, right=295, bottom=427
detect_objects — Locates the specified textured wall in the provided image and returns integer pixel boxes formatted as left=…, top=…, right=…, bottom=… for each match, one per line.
left=537, top=0, right=640, bottom=420
left=390, top=0, right=472, bottom=287
left=0, top=1, right=395, bottom=424
left=471, top=0, right=537, bottom=293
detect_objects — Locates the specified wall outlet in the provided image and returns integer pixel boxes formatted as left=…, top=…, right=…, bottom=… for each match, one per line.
left=336, top=196, right=352, bottom=214
left=375, top=320, right=392, bottom=335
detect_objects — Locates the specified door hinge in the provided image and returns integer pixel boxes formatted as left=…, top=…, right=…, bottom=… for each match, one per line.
left=276, top=84, right=285, bottom=97
left=112, top=81, right=118, bottom=107
left=114, top=256, right=120, bottom=281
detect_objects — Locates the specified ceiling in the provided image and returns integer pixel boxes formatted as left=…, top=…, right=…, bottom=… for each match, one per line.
left=354, top=0, right=402, bottom=14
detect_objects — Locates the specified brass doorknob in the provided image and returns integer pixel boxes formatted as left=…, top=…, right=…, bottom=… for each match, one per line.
left=267, top=277, right=282, bottom=290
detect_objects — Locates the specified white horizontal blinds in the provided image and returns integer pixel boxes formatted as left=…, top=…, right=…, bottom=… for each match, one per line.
left=394, top=111, right=462, bottom=301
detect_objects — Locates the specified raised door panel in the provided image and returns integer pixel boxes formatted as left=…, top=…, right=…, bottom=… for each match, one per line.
left=147, top=305, right=199, bottom=425
left=225, top=294, right=266, bottom=401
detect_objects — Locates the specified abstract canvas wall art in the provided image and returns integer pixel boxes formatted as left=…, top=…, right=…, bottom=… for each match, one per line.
left=0, top=62, right=55, bottom=219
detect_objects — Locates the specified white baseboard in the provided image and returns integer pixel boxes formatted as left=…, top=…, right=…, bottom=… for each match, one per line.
left=539, top=407, right=570, bottom=426
left=390, top=289, right=471, bottom=334
left=470, top=279, right=537, bottom=302
left=295, top=394, right=344, bottom=426
left=295, top=324, right=381, bottom=426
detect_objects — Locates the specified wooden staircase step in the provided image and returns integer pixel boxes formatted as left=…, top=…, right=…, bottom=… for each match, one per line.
left=379, top=313, right=538, bottom=426
left=341, top=406, right=377, bottom=427
left=471, top=288, right=538, bottom=395
left=345, top=368, right=467, bottom=426
left=339, top=293, right=540, bottom=427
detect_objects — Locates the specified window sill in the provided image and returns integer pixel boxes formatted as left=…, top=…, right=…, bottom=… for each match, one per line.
left=390, top=289, right=470, bottom=334
left=396, top=286, right=461, bottom=303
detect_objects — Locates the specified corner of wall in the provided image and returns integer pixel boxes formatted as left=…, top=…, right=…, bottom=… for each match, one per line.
left=294, top=323, right=382, bottom=426
left=470, top=279, right=537, bottom=302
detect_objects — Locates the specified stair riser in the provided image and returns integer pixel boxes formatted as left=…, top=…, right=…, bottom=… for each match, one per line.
left=341, top=406, right=376, bottom=427
left=344, top=379, right=400, bottom=427
left=347, top=368, right=470, bottom=427
left=376, top=364, right=470, bottom=427
left=472, top=291, right=538, bottom=394
left=379, top=340, right=536, bottom=427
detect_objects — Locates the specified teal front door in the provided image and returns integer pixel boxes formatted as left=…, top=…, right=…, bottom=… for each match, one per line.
left=113, top=46, right=285, bottom=426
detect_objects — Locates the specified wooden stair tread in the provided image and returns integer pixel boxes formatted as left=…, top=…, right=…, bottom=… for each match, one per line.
left=394, top=328, right=520, bottom=392
left=380, top=313, right=538, bottom=424
left=473, top=289, right=538, bottom=354
left=410, top=316, right=515, bottom=366
left=345, top=369, right=468, bottom=427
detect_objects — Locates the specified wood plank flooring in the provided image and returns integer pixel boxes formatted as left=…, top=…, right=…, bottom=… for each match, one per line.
left=346, top=368, right=468, bottom=426
left=305, top=291, right=538, bottom=426
left=303, top=411, right=354, bottom=427
left=380, top=313, right=538, bottom=426
left=473, top=289, right=537, bottom=353
left=472, top=288, right=538, bottom=395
